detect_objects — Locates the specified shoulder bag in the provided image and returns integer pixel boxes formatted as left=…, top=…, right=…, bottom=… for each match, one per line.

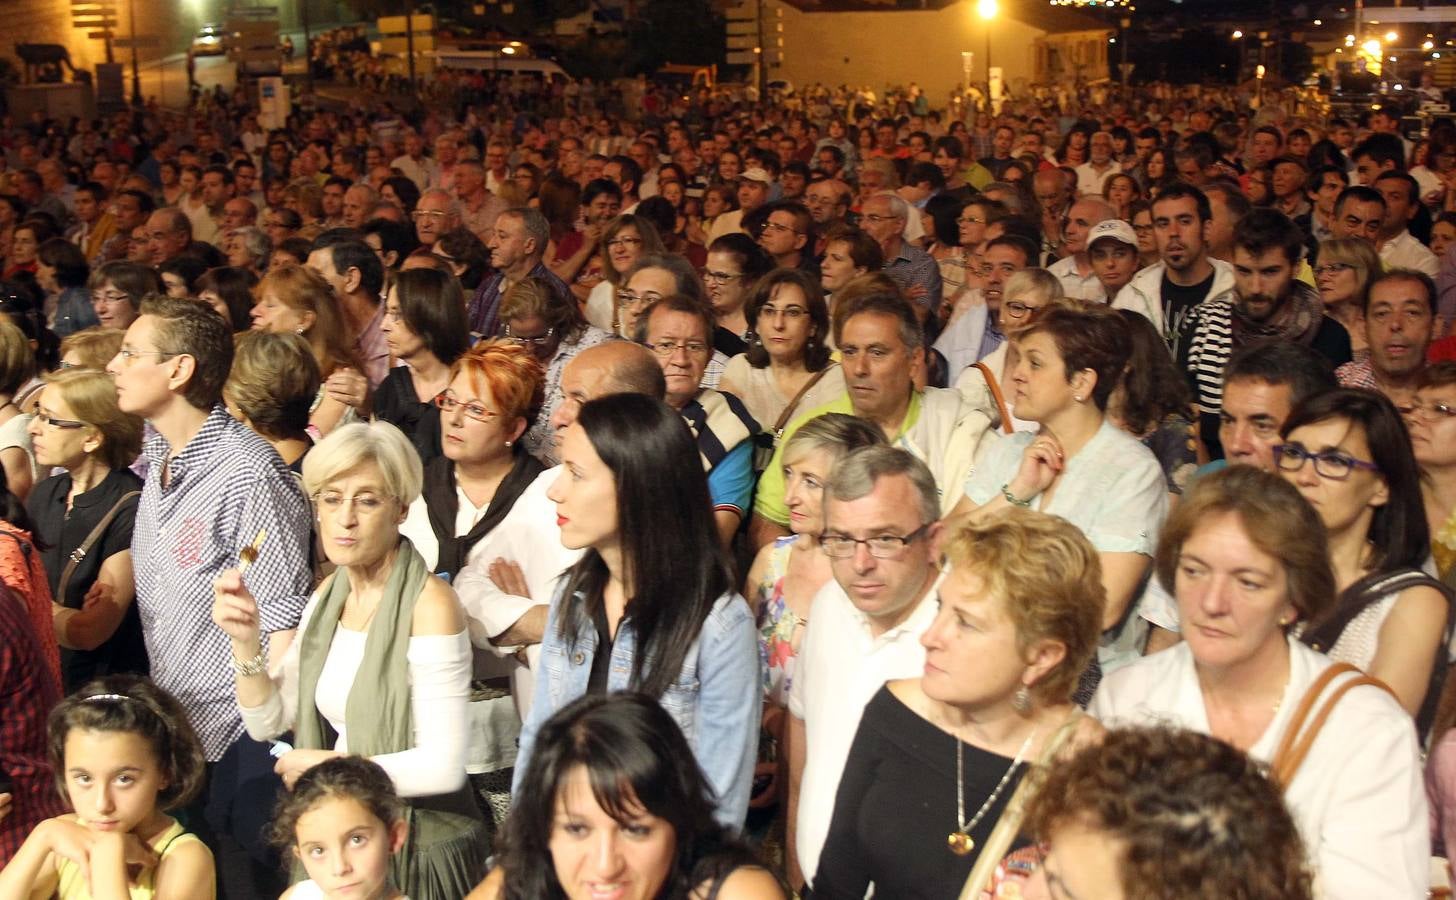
left=752, top=365, right=836, bottom=473
left=57, top=491, right=140, bottom=603
left=973, top=361, right=1015, bottom=436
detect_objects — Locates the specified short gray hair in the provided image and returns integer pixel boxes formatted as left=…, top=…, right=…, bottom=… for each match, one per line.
left=826, top=445, right=940, bottom=525
left=418, top=187, right=461, bottom=217
left=877, top=191, right=911, bottom=222
left=502, top=206, right=549, bottom=259
left=302, top=421, right=424, bottom=506
left=230, top=226, right=270, bottom=263
left=1003, top=268, right=1063, bottom=308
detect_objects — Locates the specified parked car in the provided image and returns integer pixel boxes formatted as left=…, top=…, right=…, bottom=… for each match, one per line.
left=191, top=23, right=227, bottom=56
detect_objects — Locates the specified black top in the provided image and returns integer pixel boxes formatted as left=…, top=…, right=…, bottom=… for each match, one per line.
left=587, top=602, right=616, bottom=694
left=1160, top=269, right=1215, bottom=358
left=713, top=326, right=749, bottom=359
left=813, top=686, right=1028, bottom=899
left=373, top=365, right=443, bottom=465
left=26, top=467, right=147, bottom=691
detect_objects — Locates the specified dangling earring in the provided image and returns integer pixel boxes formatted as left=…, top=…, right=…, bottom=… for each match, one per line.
left=1011, top=685, right=1032, bottom=714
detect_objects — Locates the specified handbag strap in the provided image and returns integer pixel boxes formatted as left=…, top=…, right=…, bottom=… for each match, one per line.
left=974, top=362, right=1015, bottom=435
left=57, top=490, right=140, bottom=602
left=771, top=365, right=835, bottom=436
left=957, top=709, right=1085, bottom=900
left=1267, top=662, right=1395, bottom=788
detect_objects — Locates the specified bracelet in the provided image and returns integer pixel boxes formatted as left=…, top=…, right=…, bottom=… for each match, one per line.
left=1001, top=483, right=1033, bottom=508
left=230, top=650, right=267, bottom=677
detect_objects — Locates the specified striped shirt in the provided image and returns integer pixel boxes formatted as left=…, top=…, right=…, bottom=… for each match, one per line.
left=133, top=406, right=312, bottom=761
left=1178, top=292, right=1238, bottom=416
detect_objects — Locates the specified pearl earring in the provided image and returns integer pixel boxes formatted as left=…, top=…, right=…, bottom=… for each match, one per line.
left=505, top=440, right=512, bottom=447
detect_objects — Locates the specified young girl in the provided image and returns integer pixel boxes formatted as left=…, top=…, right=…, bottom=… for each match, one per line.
left=0, top=674, right=214, bottom=899
left=272, top=757, right=408, bottom=900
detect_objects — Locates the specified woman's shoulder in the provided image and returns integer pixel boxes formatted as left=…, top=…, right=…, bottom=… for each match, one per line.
left=411, top=573, right=466, bottom=636
left=692, top=865, right=786, bottom=900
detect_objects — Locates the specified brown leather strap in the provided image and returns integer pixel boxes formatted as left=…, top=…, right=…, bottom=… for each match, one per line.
left=974, top=361, right=1015, bottom=435
left=57, top=490, right=140, bottom=602
left=1268, top=662, right=1396, bottom=788
left=771, top=364, right=836, bottom=436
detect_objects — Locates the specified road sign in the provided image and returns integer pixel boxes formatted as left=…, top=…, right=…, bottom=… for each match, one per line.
left=113, top=36, right=160, bottom=48
left=726, top=50, right=758, bottom=65
left=86, top=31, right=113, bottom=39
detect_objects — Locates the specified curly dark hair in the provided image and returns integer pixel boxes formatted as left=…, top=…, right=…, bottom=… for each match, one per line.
left=1025, top=725, right=1313, bottom=900
left=1114, top=308, right=1192, bottom=435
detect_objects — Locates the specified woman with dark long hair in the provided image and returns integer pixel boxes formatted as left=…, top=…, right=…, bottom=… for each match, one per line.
left=514, top=394, right=761, bottom=828
left=1110, top=309, right=1197, bottom=503
left=375, top=266, right=472, bottom=464
left=470, top=693, right=782, bottom=900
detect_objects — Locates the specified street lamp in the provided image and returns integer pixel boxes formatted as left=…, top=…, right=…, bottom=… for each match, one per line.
left=977, top=0, right=997, bottom=109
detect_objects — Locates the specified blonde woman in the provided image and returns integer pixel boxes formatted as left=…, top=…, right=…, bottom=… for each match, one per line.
left=25, top=368, right=145, bottom=691
left=250, top=264, right=368, bottom=436
left=1314, top=237, right=1381, bottom=360
left=954, top=269, right=1064, bottom=434
left=224, top=330, right=321, bottom=472
left=58, top=327, right=126, bottom=371
left=0, top=319, right=39, bottom=500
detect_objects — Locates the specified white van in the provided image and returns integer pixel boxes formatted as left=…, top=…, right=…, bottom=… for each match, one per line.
left=429, top=50, right=571, bottom=81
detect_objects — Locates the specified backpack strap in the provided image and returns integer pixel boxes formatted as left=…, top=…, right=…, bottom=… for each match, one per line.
left=974, top=361, right=1015, bottom=435
left=1268, top=662, right=1396, bottom=788
left=1300, top=568, right=1453, bottom=652
left=56, top=491, right=140, bottom=602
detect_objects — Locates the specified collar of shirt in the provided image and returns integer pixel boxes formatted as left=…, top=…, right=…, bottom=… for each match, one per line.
left=847, top=578, right=940, bottom=647
left=143, top=404, right=234, bottom=490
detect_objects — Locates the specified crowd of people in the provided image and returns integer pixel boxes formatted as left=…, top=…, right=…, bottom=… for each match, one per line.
left=1, top=52, right=1456, bottom=900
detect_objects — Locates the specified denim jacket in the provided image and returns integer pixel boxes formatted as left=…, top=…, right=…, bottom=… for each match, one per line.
left=513, top=587, right=763, bottom=829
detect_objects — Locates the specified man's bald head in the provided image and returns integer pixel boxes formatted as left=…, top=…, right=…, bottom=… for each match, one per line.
left=547, top=341, right=666, bottom=460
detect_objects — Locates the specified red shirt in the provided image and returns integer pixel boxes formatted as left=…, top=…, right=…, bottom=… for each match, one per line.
left=1429, top=336, right=1456, bottom=363
left=0, top=583, right=65, bottom=865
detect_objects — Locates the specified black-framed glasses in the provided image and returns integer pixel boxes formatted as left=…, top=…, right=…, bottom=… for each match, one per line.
left=434, top=392, right=500, bottom=423
left=1004, top=301, right=1041, bottom=318
left=1272, top=443, right=1380, bottom=481
left=34, top=409, right=87, bottom=430
left=819, top=523, right=931, bottom=559
left=499, top=323, right=555, bottom=347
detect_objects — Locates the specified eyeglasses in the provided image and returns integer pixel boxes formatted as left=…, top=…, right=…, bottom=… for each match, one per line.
left=411, top=210, right=448, bottom=222
left=92, top=290, right=129, bottom=305
left=957, top=216, right=987, bottom=226
left=314, top=491, right=394, bottom=515
left=1272, top=443, right=1380, bottom=481
left=644, top=339, right=709, bottom=358
left=819, top=523, right=931, bottom=559
left=1314, top=263, right=1355, bottom=277
left=759, top=304, right=808, bottom=320
left=1399, top=400, right=1456, bottom=421
left=114, top=347, right=176, bottom=366
left=701, top=269, right=742, bottom=284
left=761, top=221, right=800, bottom=236
left=616, top=289, right=664, bottom=309
left=860, top=213, right=902, bottom=224
left=435, top=392, right=500, bottom=423
left=499, top=323, right=556, bottom=347
left=606, top=236, right=644, bottom=250
left=34, top=409, right=87, bottom=430
left=1004, top=301, right=1041, bottom=318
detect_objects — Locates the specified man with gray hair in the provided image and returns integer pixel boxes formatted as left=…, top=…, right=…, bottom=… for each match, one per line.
left=786, top=445, right=943, bottom=891
left=454, top=159, right=508, bottom=243
left=1048, top=195, right=1117, bottom=301
left=412, top=187, right=460, bottom=249
left=859, top=191, right=943, bottom=313
left=341, top=183, right=378, bottom=229
left=468, top=206, right=572, bottom=335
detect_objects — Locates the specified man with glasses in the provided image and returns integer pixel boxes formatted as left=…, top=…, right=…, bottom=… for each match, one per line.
left=107, top=297, right=311, bottom=898
left=1048, top=196, right=1116, bottom=302
left=787, top=446, right=943, bottom=893
left=860, top=192, right=942, bottom=314
left=635, top=295, right=759, bottom=547
left=97, top=188, right=153, bottom=263
left=1115, top=183, right=1233, bottom=355
left=803, top=179, right=852, bottom=256
left=412, top=188, right=460, bottom=250
left=934, top=235, right=1034, bottom=379
left=758, top=200, right=817, bottom=273
left=1336, top=270, right=1435, bottom=407
left=469, top=207, right=571, bottom=337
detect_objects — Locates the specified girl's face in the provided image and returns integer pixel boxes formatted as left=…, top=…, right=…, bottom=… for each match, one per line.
left=251, top=288, right=310, bottom=334
left=64, top=728, right=167, bottom=834
left=783, top=446, right=835, bottom=535
left=1433, top=221, right=1456, bottom=259
left=293, top=796, right=406, bottom=900
left=548, top=766, right=677, bottom=900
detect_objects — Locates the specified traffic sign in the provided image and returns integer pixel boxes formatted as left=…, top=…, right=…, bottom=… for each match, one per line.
left=726, top=50, right=758, bottom=65
left=113, top=36, right=160, bottom=48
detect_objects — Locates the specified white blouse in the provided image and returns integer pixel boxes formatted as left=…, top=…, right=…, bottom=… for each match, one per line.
left=1092, top=639, right=1429, bottom=899
left=239, top=591, right=472, bottom=798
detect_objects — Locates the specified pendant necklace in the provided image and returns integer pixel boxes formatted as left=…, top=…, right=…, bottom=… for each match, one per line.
left=947, top=728, right=1036, bottom=856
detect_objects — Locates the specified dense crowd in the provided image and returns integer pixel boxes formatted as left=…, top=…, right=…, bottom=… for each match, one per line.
left=0, top=51, right=1454, bottom=900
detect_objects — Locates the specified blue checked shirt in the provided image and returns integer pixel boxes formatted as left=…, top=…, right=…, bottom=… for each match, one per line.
left=133, top=406, right=313, bottom=761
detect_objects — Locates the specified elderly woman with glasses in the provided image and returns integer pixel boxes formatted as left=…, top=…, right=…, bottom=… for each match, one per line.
left=582, top=215, right=666, bottom=335
left=1276, top=388, right=1451, bottom=734
left=25, top=368, right=145, bottom=692
left=1093, top=467, right=1429, bottom=898
left=497, top=276, right=613, bottom=465
left=1315, top=238, right=1381, bottom=361
left=213, top=421, right=489, bottom=899
left=954, top=269, right=1064, bottom=435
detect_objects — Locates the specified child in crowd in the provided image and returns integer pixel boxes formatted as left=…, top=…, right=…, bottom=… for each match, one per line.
left=0, top=674, right=214, bottom=898
left=273, top=756, right=409, bottom=900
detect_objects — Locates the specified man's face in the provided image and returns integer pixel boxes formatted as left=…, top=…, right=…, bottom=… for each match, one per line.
left=1354, top=154, right=1391, bottom=186
left=993, top=127, right=1015, bottom=156
left=1311, top=172, right=1345, bottom=216
left=1271, top=162, right=1305, bottom=200
left=1249, top=132, right=1280, bottom=165
left=413, top=193, right=453, bottom=246
left=644, top=307, right=711, bottom=409
left=876, top=125, right=897, bottom=151
left=932, top=148, right=961, bottom=180
left=146, top=212, right=186, bottom=265
left=839, top=311, right=919, bottom=422
left=822, top=473, right=938, bottom=627
left=1176, top=155, right=1204, bottom=184
left=804, top=182, right=845, bottom=225
left=1331, top=123, right=1355, bottom=149
left=759, top=209, right=806, bottom=259
left=488, top=215, right=533, bottom=271
left=73, top=191, right=99, bottom=225
left=342, top=186, right=371, bottom=228
left=780, top=170, right=807, bottom=199
left=1133, top=136, right=1158, bottom=164
left=322, top=183, right=345, bottom=218
left=1062, top=200, right=1104, bottom=255
left=1089, top=132, right=1113, bottom=165
left=1090, top=239, right=1139, bottom=295
left=1205, top=194, right=1239, bottom=260
left=981, top=244, right=1028, bottom=309
left=1152, top=195, right=1208, bottom=273
left=1375, top=178, right=1415, bottom=236
left=1332, top=197, right=1384, bottom=243
left=628, top=142, right=654, bottom=173
left=91, top=162, right=117, bottom=193
left=404, top=133, right=424, bottom=158
left=200, top=172, right=232, bottom=209
left=234, top=165, right=256, bottom=196
left=1219, top=378, right=1294, bottom=469
left=860, top=196, right=904, bottom=249
left=737, top=179, right=769, bottom=212
left=306, top=248, right=350, bottom=298
left=1366, top=277, right=1434, bottom=380
left=1232, top=246, right=1295, bottom=323
left=585, top=191, right=620, bottom=224
left=817, top=149, right=841, bottom=176
left=435, top=138, right=458, bottom=165
left=222, top=198, right=254, bottom=230
left=106, top=315, right=181, bottom=418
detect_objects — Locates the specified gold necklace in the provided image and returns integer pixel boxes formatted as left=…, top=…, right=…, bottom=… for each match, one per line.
left=947, top=728, right=1036, bottom=856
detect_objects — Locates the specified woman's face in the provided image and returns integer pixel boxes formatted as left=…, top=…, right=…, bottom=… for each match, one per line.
left=1277, top=417, right=1388, bottom=536
left=440, top=370, right=518, bottom=467
left=783, top=446, right=835, bottom=535
left=607, top=225, right=644, bottom=275
left=161, top=272, right=189, bottom=299
left=10, top=228, right=37, bottom=264
left=1146, top=151, right=1166, bottom=181
left=1008, top=331, right=1080, bottom=423
left=717, top=152, right=742, bottom=181
left=250, top=288, right=310, bottom=334
left=997, top=289, right=1052, bottom=334
left=380, top=184, right=401, bottom=208
left=225, top=233, right=255, bottom=270
left=315, top=461, right=406, bottom=569
left=1070, top=131, right=1088, bottom=150
left=1175, top=510, right=1295, bottom=673
left=380, top=286, right=425, bottom=361
left=36, top=257, right=57, bottom=293
left=547, top=423, right=619, bottom=553
left=1433, top=221, right=1456, bottom=259
left=159, top=163, right=179, bottom=187
left=660, top=180, right=684, bottom=207
left=1106, top=177, right=1135, bottom=209
left=179, top=170, right=199, bottom=194
left=28, top=385, right=96, bottom=470
left=819, top=240, right=865, bottom=294
left=1033, top=820, right=1129, bottom=900
left=702, top=189, right=728, bottom=219
left=755, top=282, right=814, bottom=363
left=703, top=249, right=747, bottom=314
left=1406, top=384, right=1456, bottom=469
left=92, top=280, right=139, bottom=330
left=1132, top=210, right=1156, bottom=256
left=62, top=728, right=166, bottom=835
left=957, top=204, right=989, bottom=249
left=548, top=766, right=676, bottom=900
left=1315, top=260, right=1361, bottom=307
left=505, top=312, right=560, bottom=363
left=920, top=563, right=1047, bottom=710
left=292, top=796, right=403, bottom=900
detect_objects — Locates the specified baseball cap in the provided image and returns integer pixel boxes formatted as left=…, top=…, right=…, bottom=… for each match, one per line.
left=739, top=167, right=773, bottom=185
left=1086, top=219, right=1138, bottom=249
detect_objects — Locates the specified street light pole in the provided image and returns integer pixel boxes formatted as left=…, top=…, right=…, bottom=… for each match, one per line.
left=128, top=0, right=141, bottom=107
left=977, top=0, right=997, bottom=111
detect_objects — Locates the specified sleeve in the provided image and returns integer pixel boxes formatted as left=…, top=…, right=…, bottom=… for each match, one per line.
left=510, top=591, right=567, bottom=798
left=787, top=596, right=819, bottom=721
left=239, top=592, right=318, bottom=741
left=239, top=466, right=314, bottom=636
left=1424, top=731, right=1456, bottom=856
left=366, top=631, right=471, bottom=797
left=960, top=429, right=1020, bottom=507
left=692, top=597, right=763, bottom=830
left=1175, top=307, right=1201, bottom=391
left=809, top=699, right=882, bottom=898
left=707, top=441, right=754, bottom=516
left=453, top=503, right=543, bottom=651
left=1138, top=576, right=1181, bottom=632
left=1082, top=457, right=1169, bottom=557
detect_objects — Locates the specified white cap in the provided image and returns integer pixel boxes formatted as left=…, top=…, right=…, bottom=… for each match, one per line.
left=1087, top=218, right=1138, bottom=249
